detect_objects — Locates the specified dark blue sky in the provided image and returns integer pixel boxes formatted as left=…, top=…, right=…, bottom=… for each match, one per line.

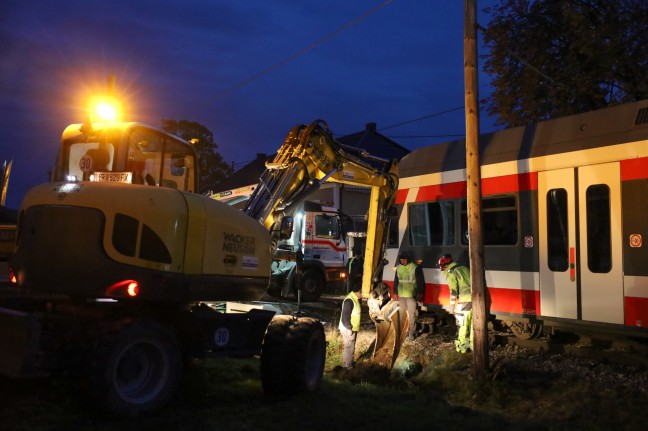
left=1, top=0, right=499, bottom=209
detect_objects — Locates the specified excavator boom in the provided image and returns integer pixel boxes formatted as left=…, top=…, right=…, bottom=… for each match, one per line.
left=244, top=120, right=407, bottom=367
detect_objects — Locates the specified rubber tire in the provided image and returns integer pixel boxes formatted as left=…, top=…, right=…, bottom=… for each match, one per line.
left=92, top=322, right=182, bottom=417
left=295, top=269, right=325, bottom=302
left=260, top=315, right=326, bottom=397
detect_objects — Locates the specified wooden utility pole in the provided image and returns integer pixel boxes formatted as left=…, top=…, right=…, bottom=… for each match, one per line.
left=0, top=160, right=11, bottom=207
left=464, top=0, right=489, bottom=379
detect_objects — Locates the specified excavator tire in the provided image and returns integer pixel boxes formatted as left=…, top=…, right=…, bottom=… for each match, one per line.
left=91, top=321, right=182, bottom=417
left=295, top=269, right=325, bottom=302
left=260, top=315, right=326, bottom=397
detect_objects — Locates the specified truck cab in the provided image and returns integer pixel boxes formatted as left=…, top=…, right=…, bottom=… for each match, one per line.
left=270, top=200, right=349, bottom=301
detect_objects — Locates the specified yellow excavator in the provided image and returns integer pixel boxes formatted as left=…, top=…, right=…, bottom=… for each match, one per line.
left=0, top=117, right=405, bottom=416
left=243, top=119, right=407, bottom=368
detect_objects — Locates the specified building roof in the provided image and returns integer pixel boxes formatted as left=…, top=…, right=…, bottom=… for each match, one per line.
left=336, top=122, right=410, bottom=163
left=212, top=123, right=410, bottom=193
left=211, top=153, right=272, bottom=192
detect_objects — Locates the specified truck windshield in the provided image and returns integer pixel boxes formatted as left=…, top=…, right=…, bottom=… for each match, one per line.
left=61, top=124, right=196, bottom=193
left=315, top=214, right=339, bottom=239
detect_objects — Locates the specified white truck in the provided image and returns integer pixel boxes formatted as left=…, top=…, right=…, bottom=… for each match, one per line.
left=269, top=200, right=351, bottom=301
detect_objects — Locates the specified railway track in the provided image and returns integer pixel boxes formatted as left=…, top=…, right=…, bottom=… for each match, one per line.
left=490, top=332, right=648, bottom=368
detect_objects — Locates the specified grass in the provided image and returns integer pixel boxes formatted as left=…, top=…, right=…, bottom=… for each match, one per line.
left=0, top=326, right=647, bottom=430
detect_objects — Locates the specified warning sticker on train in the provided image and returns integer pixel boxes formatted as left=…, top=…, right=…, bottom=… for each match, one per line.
left=524, top=236, right=534, bottom=248
left=630, top=234, right=643, bottom=248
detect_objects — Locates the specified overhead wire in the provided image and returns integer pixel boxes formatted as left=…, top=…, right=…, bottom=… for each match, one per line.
left=197, top=0, right=394, bottom=108
left=216, top=5, right=494, bottom=167
left=377, top=106, right=465, bottom=131
left=385, top=134, right=465, bottom=138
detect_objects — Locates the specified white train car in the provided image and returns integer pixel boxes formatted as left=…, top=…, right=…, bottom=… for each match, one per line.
left=383, top=99, right=648, bottom=338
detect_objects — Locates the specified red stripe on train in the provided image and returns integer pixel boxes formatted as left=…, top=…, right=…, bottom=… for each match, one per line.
left=489, top=288, right=540, bottom=316
left=416, top=182, right=466, bottom=202
left=392, top=282, right=648, bottom=327
left=483, top=172, right=538, bottom=195
left=399, top=159, right=648, bottom=204
left=403, top=172, right=539, bottom=204
left=393, top=282, right=541, bottom=316
left=624, top=296, right=648, bottom=327
left=394, top=189, right=409, bottom=205
left=621, top=157, right=648, bottom=181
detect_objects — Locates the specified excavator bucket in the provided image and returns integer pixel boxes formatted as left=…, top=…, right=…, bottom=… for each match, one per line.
left=367, top=283, right=410, bottom=369
left=371, top=300, right=409, bottom=368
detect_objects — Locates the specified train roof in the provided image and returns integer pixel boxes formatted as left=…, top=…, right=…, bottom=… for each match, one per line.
left=400, top=99, right=648, bottom=178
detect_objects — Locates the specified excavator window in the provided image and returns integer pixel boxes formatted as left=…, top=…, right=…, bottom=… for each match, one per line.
left=127, top=128, right=196, bottom=192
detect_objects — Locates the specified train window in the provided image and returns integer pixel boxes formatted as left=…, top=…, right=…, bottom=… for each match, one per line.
left=586, top=184, right=612, bottom=273
left=461, top=196, right=518, bottom=245
left=547, top=189, right=569, bottom=271
left=409, top=201, right=454, bottom=246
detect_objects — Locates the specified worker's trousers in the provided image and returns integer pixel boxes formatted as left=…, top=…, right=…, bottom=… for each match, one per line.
left=340, top=328, right=357, bottom=368
left=454, top=302, right=473, bottom=353
left=400, top=296, right=418, bottom=340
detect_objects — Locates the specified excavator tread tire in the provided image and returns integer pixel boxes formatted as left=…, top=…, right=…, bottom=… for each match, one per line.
left=90, top=321, right=182, bottom=417
left=260, top=315, right=326, bottom=397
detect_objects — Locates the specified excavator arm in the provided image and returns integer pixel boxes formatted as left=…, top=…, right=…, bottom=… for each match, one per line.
left=244, top=120, right=395, bottom=245
left=244, top=120, right=406, bottom=368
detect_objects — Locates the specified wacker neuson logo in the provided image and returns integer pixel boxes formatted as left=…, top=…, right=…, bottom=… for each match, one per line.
left=222, top=232, right=255, bottom=254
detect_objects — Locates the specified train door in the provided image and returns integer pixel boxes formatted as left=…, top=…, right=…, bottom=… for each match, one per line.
left=539, top=168, right=578, bottom=319
left=538, top=163, right=623, bottom=324
left=578, top=163, right=623, bottom=323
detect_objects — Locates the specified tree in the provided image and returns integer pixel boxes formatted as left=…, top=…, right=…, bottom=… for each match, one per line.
left=481, top=0, right=648, bottom=127
left=161, top=120, right=233, bottom=194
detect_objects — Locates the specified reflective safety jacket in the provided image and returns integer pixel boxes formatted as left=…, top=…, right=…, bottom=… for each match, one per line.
left=444, top=262, right=471, bottom=303
left=347, top=256, right=363, bottom=280
left=339, top=291, right=361, bottom=331
left=395, top=262, right=420, bottom=298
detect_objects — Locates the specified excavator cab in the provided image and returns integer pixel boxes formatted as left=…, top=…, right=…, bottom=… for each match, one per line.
left=54, top=122, right=198, bottom=193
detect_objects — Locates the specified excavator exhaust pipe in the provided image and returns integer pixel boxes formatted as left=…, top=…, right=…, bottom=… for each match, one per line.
left=367, top=283, right=409, bottom=369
